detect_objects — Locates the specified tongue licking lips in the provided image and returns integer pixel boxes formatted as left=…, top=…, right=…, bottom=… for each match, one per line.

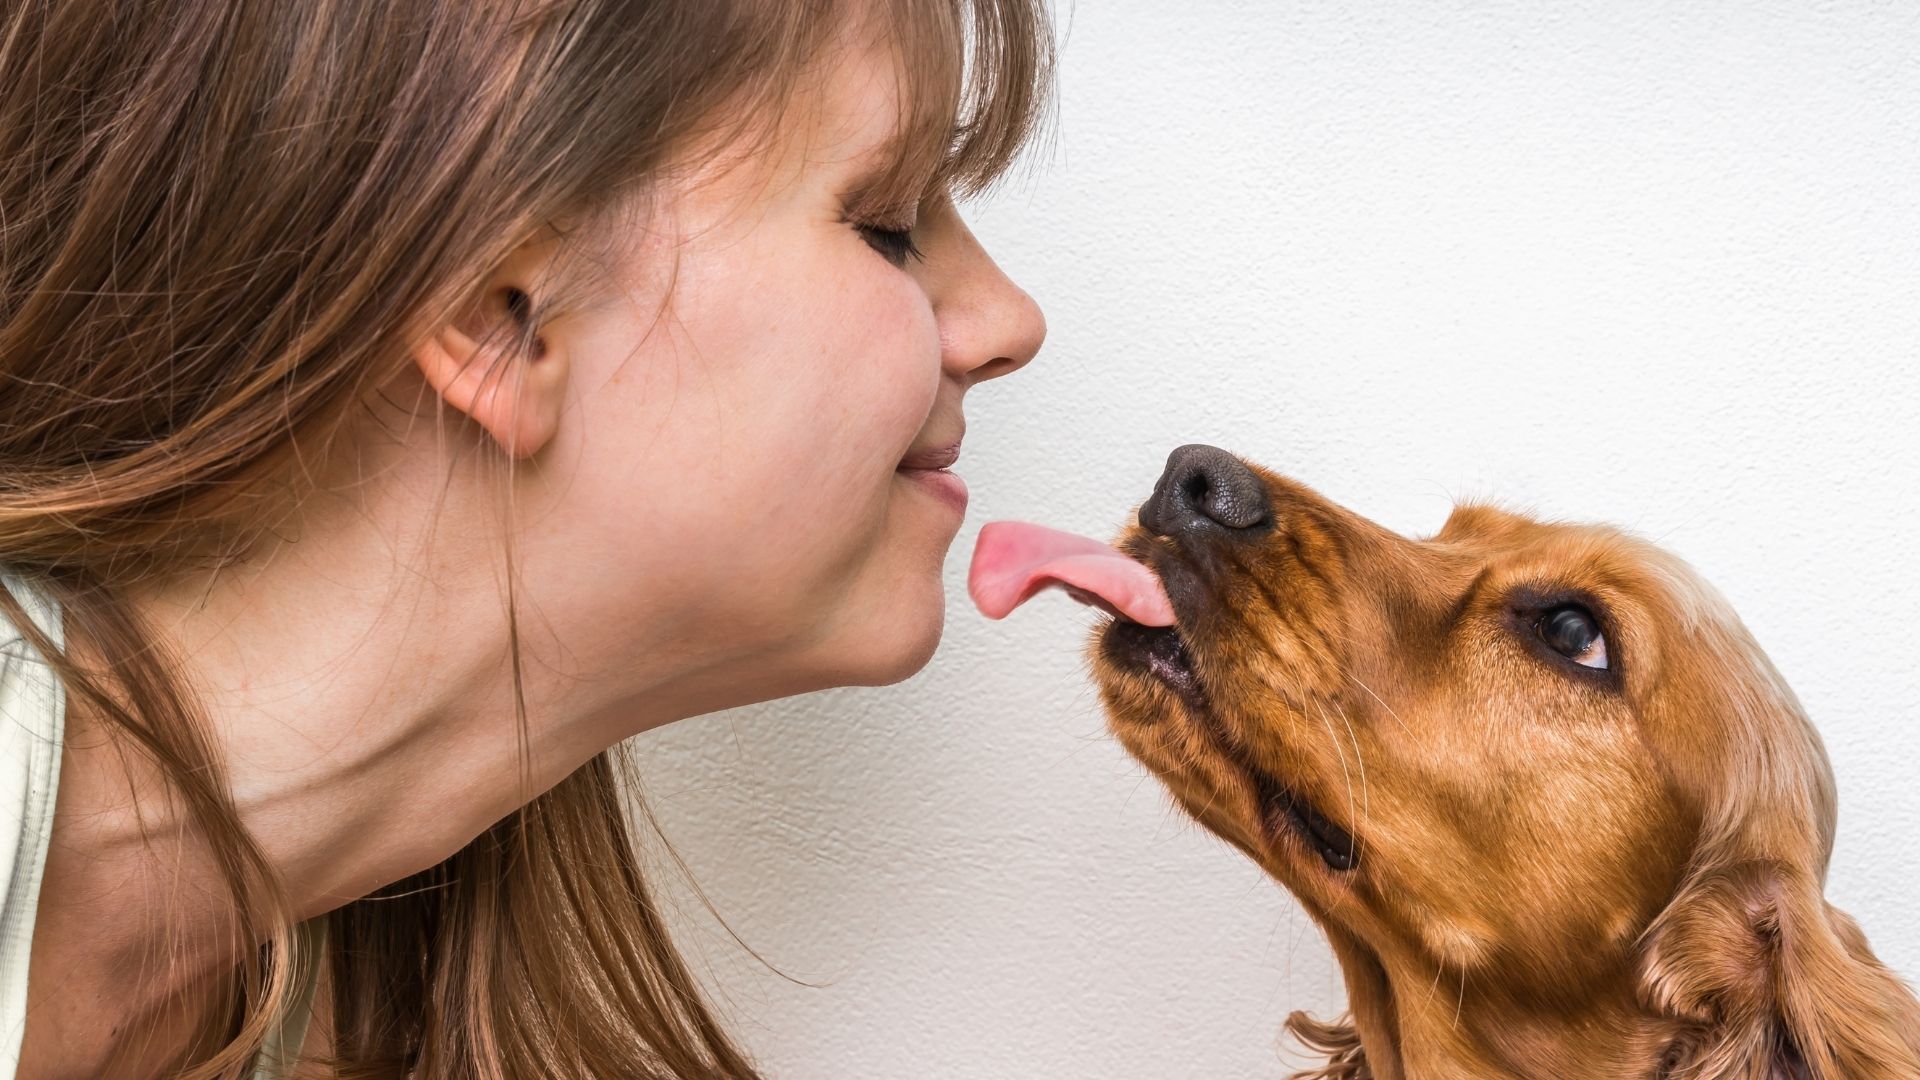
left=968, top=521, right=1176, bottom=626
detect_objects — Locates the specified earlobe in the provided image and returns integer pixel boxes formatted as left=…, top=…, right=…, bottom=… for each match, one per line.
left=410, top=291, right=569, bottom=459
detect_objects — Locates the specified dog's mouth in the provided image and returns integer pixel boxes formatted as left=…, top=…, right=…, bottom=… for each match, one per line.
left=970, top=521, right=1357, bottom=874
left=1101, top=619, right=1357, bottom=873
left=1100, top=619, right=1204, bottom=707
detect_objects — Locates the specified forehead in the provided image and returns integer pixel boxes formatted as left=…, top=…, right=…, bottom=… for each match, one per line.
left=1429, top=503, right=1734, bottom=632
left=643, top=0, right=1036, bottom=225
left=788, top=29, right=913, bottom=180
left=670, top=32, right=906, bottom=202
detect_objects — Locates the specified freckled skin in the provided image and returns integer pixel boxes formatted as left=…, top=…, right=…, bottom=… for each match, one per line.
left=1092, top=464, right=1920, bottom=1079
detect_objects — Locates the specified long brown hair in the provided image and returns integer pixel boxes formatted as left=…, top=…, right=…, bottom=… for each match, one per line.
left=0, top=0, right=1050, bottom=1075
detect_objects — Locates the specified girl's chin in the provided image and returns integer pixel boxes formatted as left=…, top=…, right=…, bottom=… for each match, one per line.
left=808, top=575, right=947, bottom=689
left=853, top=589, right=947, bottom=687
left=780, top=493, right=962, bottom=690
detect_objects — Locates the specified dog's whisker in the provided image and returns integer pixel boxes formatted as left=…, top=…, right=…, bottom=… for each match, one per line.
left=1452, top=961, right=1468, bottom=1033
left=1311, top=700, right=1365, bottom=852
left=1342, top=670, right=1415, bottom=739
left=1336, top=705, right=1371, bottom=836
left=1309, top=619, right=1416, bottom=745
left=1179, top=741, right=1232, bottom=835
left=1422, top=953, right=1447, bottom=1012
left=1314, top=696, right=1368, bottom=822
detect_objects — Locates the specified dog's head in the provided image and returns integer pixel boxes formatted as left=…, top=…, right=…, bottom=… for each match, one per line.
left=1090, top=445, right=1919, bottom=1079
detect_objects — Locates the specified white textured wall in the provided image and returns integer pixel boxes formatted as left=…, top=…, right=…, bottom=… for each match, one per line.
left=634, top=3, right=1920, bottom=1076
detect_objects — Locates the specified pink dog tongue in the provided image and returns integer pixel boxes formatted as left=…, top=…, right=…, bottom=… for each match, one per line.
left=968, top=521, right=1176, bottom=626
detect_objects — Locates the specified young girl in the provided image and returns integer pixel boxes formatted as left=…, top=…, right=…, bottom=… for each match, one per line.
left=0, top=0, right=1050, bottom=1075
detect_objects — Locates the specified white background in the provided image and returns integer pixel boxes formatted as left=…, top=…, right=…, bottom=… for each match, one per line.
left=635, top=3, right=1920, bottom=1076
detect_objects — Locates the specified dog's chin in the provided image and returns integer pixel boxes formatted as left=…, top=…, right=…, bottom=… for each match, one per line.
left=1092, top=620, right=1360, bottom=876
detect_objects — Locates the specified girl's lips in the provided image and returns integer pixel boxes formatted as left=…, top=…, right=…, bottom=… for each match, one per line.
left=897, top=443, right=962, bottom=471
left=898, top=466, right=968, bottom=514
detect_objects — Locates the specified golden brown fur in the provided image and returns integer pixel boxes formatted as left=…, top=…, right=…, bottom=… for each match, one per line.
left=1092, top=461, right=1920, bottom=1079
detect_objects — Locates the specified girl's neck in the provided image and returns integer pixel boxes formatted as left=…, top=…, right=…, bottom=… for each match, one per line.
left=25, top=430, right=699, bottom=1072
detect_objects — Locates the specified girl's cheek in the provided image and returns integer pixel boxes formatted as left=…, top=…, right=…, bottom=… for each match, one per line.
left=836, top=291, right=942, bottom=457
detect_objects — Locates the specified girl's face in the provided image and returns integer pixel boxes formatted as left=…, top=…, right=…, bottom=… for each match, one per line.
left=520, top=38, right=1044, bottom=714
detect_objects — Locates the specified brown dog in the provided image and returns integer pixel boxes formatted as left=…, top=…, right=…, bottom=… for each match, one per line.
left=1088, top=445, right=1920, bottom=1079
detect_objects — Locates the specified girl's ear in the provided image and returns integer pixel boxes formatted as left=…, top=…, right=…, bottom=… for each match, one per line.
left=1638, top=860, right=1920, bottom=1079
left=411, top=281, right=569, bottom=459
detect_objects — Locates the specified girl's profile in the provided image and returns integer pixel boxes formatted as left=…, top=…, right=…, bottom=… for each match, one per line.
left=0, top=1, right=1049, bottom=1075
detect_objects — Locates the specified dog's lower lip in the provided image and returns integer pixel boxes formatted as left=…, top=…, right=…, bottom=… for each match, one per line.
left=1101, top=620, right=1204, bottom=710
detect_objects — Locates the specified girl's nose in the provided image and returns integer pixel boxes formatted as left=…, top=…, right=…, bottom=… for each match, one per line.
left=926, top=206, right=1046, bottom=386
left=948, top=277, right=1045, bottom=387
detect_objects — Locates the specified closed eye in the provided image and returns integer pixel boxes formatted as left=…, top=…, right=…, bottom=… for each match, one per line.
left=854, top=221, right=923, bottom=267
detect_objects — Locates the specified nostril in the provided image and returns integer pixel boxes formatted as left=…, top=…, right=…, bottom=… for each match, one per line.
left=1138, top=444, right=1274, bottom=536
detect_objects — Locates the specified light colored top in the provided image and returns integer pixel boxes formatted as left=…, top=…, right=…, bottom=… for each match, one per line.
left=0, top=574, right=320, bottom=1079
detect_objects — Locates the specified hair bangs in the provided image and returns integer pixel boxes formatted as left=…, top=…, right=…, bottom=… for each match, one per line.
left=859, top=0, right=1053, bottom=213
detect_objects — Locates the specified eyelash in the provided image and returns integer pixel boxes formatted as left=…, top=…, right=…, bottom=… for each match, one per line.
left=854, top=221, right=924, bottom=267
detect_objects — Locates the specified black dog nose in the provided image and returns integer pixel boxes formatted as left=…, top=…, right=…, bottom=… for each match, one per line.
left=1137, top=444, right=1273, bottom=536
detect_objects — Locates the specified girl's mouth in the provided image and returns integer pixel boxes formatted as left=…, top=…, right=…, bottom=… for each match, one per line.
left=897, top=443, right=962, bottom=471
left=897, top=443, right=968, bottom=514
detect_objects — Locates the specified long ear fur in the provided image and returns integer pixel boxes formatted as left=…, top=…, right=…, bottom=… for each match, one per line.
left=1638, top=860, right=1920, bottom=1079
left=1284, top=1011, right=1370, bottom=1080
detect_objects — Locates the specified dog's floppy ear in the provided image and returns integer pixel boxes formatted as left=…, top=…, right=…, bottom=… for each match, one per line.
left=1282, top=1011, right=1368, bottom=1080
left=1637, top=860, right=1920, bottom=1079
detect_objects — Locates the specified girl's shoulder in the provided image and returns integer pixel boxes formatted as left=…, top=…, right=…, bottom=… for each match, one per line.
left=0, top=572, right=65, bottom=1077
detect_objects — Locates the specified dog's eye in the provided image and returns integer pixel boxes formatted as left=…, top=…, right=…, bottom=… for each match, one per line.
left=1537, top=605, right=1608, bottom=670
